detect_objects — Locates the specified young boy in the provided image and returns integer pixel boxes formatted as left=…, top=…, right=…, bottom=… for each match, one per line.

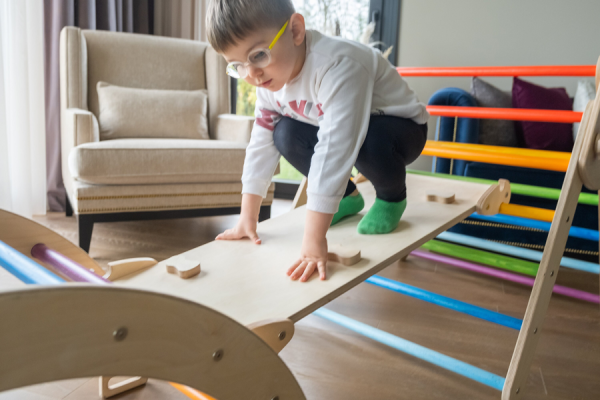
left=208, top=0, right=428, bottom=283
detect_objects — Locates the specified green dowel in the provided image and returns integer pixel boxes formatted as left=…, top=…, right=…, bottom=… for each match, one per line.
left=407, top=169, right=598, bottom=206
left=421, top=240, right=539, bottom=277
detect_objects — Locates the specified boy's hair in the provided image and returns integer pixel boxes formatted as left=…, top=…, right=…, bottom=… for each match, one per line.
left=207, top=0, right=295, bottom=53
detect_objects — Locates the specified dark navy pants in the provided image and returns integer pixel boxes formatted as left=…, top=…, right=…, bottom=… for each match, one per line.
left=273, top=115, right=428, bottom=202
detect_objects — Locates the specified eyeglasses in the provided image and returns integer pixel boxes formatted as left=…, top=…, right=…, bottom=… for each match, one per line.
left=225, top=20, right=289, bottom=79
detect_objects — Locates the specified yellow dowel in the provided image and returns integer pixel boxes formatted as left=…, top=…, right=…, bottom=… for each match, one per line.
left=170, top=382, right=217, bottom=400
left=499, top=203, right=555, bottom=223
left=423, top=141, right=571, bottom=172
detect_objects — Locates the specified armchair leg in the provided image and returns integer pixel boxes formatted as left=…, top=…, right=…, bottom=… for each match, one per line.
left=78, top=215, right=94, bottom=253
left=65, top=194, right=73, bottom=217
left=258, top=205, right=271, bottom=222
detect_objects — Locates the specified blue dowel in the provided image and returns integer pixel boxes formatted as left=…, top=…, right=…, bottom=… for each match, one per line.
left=437, top=231, right=599, bottom=274
left=0, top=240, right=65, bottom=285
left=313, top=308, right=505, bottom=391
left=470, top=213, right=599, bottom=242
left=367, top=276, right=522, bottom=330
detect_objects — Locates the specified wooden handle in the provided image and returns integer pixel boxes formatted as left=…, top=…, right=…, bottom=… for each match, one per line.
left=327, top=244, right=361, bottom=266
left=104, top=258, right=157, bottom=281
left=426, top=191, right=456, bottom=204
left=476, top=179, right=511, bottom=215
left=165, top=255, right=201, bottom=279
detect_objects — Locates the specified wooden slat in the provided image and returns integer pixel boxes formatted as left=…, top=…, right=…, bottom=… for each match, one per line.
left=113, top=174, right=494, bottom=326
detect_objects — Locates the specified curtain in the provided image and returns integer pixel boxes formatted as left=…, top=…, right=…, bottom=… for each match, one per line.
left=43, top=0, right=153, bottom=211
left=0, top=0, right=47, bottom=218
left=154, top=0, right=206, bottom=41
left=43, top=0, right=206, bottom=212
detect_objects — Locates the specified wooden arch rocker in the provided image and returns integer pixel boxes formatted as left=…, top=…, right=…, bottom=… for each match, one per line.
left=0, top=285, right=305, bottom=400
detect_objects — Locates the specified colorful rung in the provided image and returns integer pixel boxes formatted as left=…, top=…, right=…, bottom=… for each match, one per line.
left=426, top=105, right=582, bottom=123
left=499, top=203, right=555, bottom=223
left=397, top=65, right=596, bottom=77
left=422, top=141, right=571, bottom=172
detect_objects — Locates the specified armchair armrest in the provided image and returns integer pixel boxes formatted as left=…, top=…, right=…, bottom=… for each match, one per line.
left=214, top=114, right=254, bottom=143
left=64, top=108, right=99, bottom=146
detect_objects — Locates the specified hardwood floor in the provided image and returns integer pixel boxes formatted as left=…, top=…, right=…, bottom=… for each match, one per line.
left=1, top=199, right=599, bottom=399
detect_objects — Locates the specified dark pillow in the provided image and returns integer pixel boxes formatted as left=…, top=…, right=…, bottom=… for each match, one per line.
left=512, top=77, right=573, bottom=152
left=470, top=78, right=519, bottom=147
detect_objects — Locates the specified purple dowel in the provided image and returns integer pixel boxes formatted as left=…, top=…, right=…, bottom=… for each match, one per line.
left=411, top=250, right=599, bottom=304
left=31, top=243, right=110, bottom=285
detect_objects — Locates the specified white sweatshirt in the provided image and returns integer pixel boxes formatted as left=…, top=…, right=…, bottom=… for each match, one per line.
left=242, top=30, right=429, bottom=214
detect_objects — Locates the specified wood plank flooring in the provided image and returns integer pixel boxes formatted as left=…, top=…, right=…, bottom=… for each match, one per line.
left=1, top=199, right=599, bottom=399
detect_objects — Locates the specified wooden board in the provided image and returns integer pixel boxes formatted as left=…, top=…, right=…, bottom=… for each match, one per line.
left=113, top=174, right=493, bottom=326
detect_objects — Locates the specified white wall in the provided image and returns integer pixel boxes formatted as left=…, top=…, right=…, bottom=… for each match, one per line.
left=398, top=0, right=600, bottom=170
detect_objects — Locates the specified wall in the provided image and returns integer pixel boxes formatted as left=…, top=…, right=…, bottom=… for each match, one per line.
left=398, top=0, right=600, bottom=170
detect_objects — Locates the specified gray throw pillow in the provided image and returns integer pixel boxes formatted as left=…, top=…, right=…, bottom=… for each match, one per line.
left=470, top=77, right=519, bottom=147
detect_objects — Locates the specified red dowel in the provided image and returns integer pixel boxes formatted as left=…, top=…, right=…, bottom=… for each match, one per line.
left=397, top=65, right=596, bottom=77
left=426, top=106, right=583, bottom=123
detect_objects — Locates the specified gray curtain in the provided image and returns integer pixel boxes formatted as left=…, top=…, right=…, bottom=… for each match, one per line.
left=43, top=0, right=153, bottom=211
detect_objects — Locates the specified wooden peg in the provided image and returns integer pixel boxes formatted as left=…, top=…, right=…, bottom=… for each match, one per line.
left=426, top=191, right=455, bottom=204
left=104, top=258, right=157, bottom=281
left=327, top=244, right=361, bottom=266
left=165, top=255, right=201, bottom=279
left=476, top=179, right=511, bottom=215
left=246, top=318, right=295, bottom=354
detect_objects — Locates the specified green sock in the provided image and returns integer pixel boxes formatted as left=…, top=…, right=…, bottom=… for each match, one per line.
left=357, top=198, right=407, bottom=234
left=331, top=193, right=365, bottom=226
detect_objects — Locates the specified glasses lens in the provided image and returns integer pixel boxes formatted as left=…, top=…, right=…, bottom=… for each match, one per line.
left=226, top=63, right=242, bottom=78
left=248, top=49, right=271, bottom=68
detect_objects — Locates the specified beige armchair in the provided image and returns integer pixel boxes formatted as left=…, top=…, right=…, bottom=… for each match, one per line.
left=60, top=27, right=274, bottom=252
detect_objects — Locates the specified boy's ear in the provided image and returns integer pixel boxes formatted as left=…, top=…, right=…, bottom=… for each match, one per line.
left=290, top=13, right=306, bottom=46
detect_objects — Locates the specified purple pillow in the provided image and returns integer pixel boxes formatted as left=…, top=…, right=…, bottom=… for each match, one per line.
left=512, top=77, right=574, bottom=152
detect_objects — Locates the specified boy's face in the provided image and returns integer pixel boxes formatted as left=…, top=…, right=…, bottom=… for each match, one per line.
left=222, top=14, right=306, bottom=92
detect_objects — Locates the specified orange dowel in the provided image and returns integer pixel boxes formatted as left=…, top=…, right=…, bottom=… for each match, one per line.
left=422, top=141, right=571, bottom=172
left=397, top=65, right=596, bottom=77
left=499, top=203, right=555, bottom=223
left=426, top=106, right=583, bottom=123
left=170, top=383, right=217, bottom=400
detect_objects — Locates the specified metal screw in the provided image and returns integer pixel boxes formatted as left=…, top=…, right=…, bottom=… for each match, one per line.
left=534, top=328, right=538, bottom=334
left=505, top=192, right=509, bottom=198
left=566, top=216, right=570, bottom=223
left=550, top=271, right=554, bottom=277
left=212, top=349, right=223, bottom=361
left=278, top=331, right=286, bottom=341
left=271, top=397, right=279, bottom=400
left=113, top=327, right=128, bottom=341
left=516, top=387, right=520, bottom=394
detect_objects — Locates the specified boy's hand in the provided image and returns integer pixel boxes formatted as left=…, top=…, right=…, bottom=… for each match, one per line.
left=287, top=235, right=328, bottom=282
left=216, top=217, right=261, bottom=244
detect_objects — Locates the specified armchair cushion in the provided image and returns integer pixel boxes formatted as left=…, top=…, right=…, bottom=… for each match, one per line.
left=69, top=139, right=246, bottom=185
left=97, top=82, right=209, bottom=140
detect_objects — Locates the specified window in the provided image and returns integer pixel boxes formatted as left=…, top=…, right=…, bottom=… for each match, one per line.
left=233, top=0, right=400, bottom=190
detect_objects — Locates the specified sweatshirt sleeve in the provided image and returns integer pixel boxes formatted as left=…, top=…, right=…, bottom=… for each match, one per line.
left=307, top=58, right=374, bottom=214
left=241, top=89, right=282, bottom=198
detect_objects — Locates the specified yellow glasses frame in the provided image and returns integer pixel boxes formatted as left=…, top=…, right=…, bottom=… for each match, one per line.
left=225, top=20, right=289, bottom=79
